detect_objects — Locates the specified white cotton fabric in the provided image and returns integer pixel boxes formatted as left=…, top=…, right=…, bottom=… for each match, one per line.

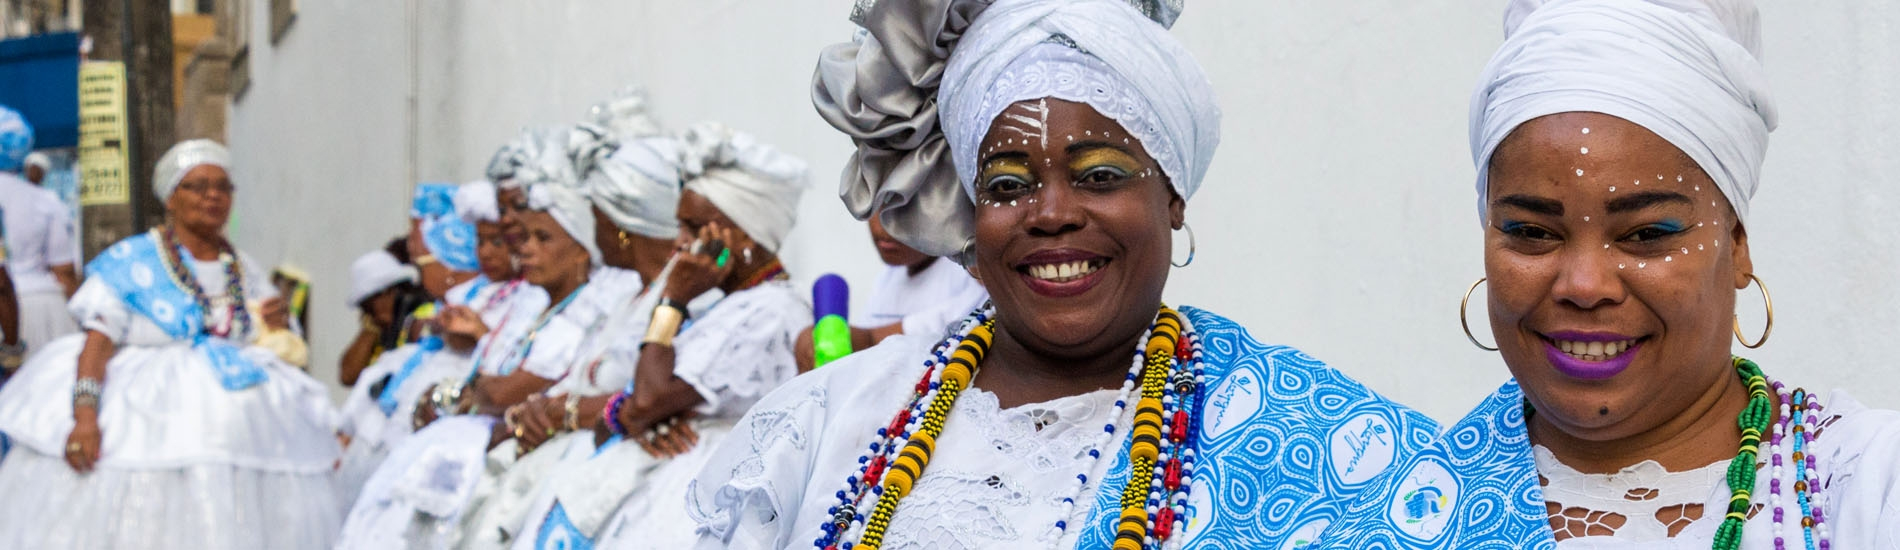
left=860, top=258, right=989, bottom=339
left=529, top=183, right=603, bottom=266
left=458, top=179, right=502, bottom=224
left=1471, top=0, right=1776, bottom=226
left=0, top=171, right=79, bottom=351
left=1537, top=390, right=1900, bottom=549
left=335, top=267, right=643, bottom=550
left=679, top=122, right=810, bottom=254
left=153, top=139, right=231, bottom=203
left=348, top=250, right=417, bottom=307
left=686, top=333, right=1130, bottom=550
left=938, top=0, right=1220, bottom=206
left=335, top=279, right=544, bottom=505
left=500, top=280, right=806, bottom=549
left=0, top=252, right=341, bottom=550
left=586, top=135, right=683, bottom=240
left=22, top=151, right=50, bottom=173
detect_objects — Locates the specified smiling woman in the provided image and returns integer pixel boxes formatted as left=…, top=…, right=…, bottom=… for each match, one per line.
left=1318, top=0, right=1900, bottom=548
left=682, top=1, right=1440, bottom=549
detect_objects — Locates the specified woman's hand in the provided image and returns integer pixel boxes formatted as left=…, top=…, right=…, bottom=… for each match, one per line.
left=438, top=306, right=489, bottom=351
left=258, top=297, right=291, bottom=332
left=508, top=395, right=564, bottom=454
left=662, top=223, right=744, bottom=302
left=636, top=413, right=700, bottom=459
left=64, top=413, right=102, bottom=473
left=412, top=385, right=440, bottom=428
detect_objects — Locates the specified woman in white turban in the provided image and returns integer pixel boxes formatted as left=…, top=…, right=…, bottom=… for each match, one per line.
left=1317, top=1, right=1900, bottom=548
left=335, top=128, right=647, bottom=550
left=489, top=121, right=812, bottom=550
left=685, top=2, right=1437, bottom=549
left=0, top=139, right=343, bottom=550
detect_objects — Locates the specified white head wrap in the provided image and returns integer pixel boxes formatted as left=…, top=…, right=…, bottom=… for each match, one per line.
left=1472, top=0, right=1776, bottom=226
left=153, top=139, right=232, bottom=203
left=814, top=0, right=1212, bottom=258
left=23, top=151, right=51, bottom=173
left=678, top=122, right=809, bottom=254
left=486, top=126, right=587, bottom=191
left=585, top=136, right=683, bottom=240
left=528, top=182, right=603, bottom=266
left=455, top=179, right=500, bottom=224
left=349, top=250, right=417, bottom=307
left=586, top=86, right=664, bottom=143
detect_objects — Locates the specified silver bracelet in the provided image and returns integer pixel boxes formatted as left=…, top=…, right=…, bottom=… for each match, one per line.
left=73, top=377, right=104, bottom=410
left=0, top=342, right=25, bottom=372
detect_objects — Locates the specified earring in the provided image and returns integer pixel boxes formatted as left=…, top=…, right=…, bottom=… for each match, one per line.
left=618, top=230, right=632, bottom=248
left=1461, top=278, right=1499, bottom=351
left=1732, top=273, right=1773, bottom=349
left=1171, top=223, right=1196, bottom=268
left=743, top=247, right=754, bottom=266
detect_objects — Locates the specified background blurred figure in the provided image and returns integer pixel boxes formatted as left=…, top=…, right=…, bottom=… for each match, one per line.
left=794, top=208, right=987, bottom=371
left=0, top=105, right=79, bottom=355
left=21, top=152, right=50, bottom=186
left=339, top=250, right=421, bottom=386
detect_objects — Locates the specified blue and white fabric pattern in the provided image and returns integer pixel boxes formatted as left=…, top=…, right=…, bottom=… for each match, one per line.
left=1075, top=306, right=1442, bottom=548
left=86, top=232, right=266, bottom=391
left=1315, top=380, right=1554, bottom=549
left=0, top=105, right=30, bottom=172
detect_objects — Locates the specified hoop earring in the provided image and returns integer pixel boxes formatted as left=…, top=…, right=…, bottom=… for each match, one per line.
left=1461, top=278, right=1499, bottom=351
left=1733, top=273, right=1773, bottom=349
left=1171, top=223, right=1196, bottom=268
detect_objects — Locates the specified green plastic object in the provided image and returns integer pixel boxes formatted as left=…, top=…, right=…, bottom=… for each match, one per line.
left=812, top=315, right=853, bottom=368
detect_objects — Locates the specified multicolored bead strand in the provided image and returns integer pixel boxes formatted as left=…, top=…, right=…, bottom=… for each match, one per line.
left=816, top=305, right=1201, bottom=550
left=1712, top=357, right=1774, bottom=550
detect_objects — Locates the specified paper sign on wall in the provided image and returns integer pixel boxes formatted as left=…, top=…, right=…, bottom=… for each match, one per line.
left=77, top=61, right=131, bottom=207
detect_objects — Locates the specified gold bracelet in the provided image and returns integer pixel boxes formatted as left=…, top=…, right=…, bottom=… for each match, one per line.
left=563, top=394, right=583, bottom=432
left=643, top=304, right=685, bottom=347
left=414, top=254, right=439, bottom=267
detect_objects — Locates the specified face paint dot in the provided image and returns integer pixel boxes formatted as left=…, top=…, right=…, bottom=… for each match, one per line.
left=1638, top=262, right=1647, bottom=269
left=1695, top=186, right=1701, bottom=191
left=1609, top=186, right=1617, bottom=192
left=1698, top=244, right=1704, bottom=251
left=1067, top=135, right=1074, bottom=141
left=1580, top=147, right=1590, bottom=155
left=1714, top=240, right=1720, bottom=247
left=1583, top=216, right=1591, bottom=221
left=1681, top=247, right=1689, bottom=254
left=1576, top=169, right=1585, bottom=177
left=1618, top=263, right=1626, bottom=269
left=1123, top=138, right=1129, bottom=144
left=1084, top=130, right=1092, bottom=136
left=1604, top=244, right=1611, bottom=249
left=1008, top=200, right=1017, bottom=207
left=1581, top=128, right=1591, bottom=134
left=1677, top=175, right=1684, bottom=182
left=1665, top=256, right=1673, bottom=262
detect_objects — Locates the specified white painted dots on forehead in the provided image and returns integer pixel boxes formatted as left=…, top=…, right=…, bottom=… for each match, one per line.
left=1582, top=127, right=1590, bottom=134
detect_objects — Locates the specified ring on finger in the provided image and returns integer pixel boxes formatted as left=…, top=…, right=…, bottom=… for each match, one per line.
left=689, top=239, right=705, bottom=255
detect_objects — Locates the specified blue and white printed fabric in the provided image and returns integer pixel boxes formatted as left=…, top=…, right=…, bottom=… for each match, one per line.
left=86, top=232, right=266, bottom=390
left=414, top=182, right=480, bottom=272
left=1315, top=380, right=1554, bottom=549
left=1075, top=306, right=1443, bottom=548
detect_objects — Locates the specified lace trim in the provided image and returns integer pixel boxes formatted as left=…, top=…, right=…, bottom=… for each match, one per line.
left=1535, top=445, right=1735, bottom=542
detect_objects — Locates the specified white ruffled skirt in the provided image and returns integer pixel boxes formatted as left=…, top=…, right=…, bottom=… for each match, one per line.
left=517, top=418, right=736, bottom=550
left=0, top=333, right=343, bottom=550
left=15, top=289, right=79, bottom=355
left=336, top=414, right=496, bottom=550
left=336, top=344, right=474, bottom=505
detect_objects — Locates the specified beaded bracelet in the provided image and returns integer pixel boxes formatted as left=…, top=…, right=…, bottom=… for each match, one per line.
left=602, top=391, right=630, bottom=435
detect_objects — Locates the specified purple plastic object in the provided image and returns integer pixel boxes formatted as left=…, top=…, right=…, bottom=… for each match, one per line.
left=813, top=274, right=849, bottom=320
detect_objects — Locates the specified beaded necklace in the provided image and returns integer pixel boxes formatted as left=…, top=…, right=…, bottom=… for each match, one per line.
left=1710, top=357, right=1774, bottom=550
left=1769, top=380, right=1831, bottom=550
left=815, top=304, right=1202, bottom=550
left=469, top=280, right=588, bottom=379
left=155, top=226, right=250, bottom=340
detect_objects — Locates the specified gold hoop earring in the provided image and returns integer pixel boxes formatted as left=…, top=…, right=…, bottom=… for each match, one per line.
left=1461, top=277, right=1499, bottom=352
left=1171, top=223, right=1196, bottom=268
left=1733, top=273, right=1773, bottom=349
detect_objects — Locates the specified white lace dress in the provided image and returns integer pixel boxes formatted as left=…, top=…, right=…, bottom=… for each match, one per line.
left=512, top=280, right=808, bottom=550
left=335, top=267, right=638, bottom=550
left=335, top=279, right=548, bottom=505
left=686, top=332, right=1135, bottom=550
left=1537, top=390, right=1900, bottom=549
left=0, top=251, right=342, bottom=550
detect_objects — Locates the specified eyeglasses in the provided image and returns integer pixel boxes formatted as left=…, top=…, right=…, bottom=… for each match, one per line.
left=177, top=180, right=235, bottom=196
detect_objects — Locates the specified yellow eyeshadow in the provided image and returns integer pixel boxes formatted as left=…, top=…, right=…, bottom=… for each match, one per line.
left=1068, top=147, right=1141, bottom=173
left=980, top=158, right=1033, bottom=180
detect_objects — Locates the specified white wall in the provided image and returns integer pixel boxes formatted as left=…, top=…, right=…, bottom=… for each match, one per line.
left=228, top=1, right=1900, bottom=420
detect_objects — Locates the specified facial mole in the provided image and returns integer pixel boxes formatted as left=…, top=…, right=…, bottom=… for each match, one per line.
left=1599, top=407, right=1609, bottom=416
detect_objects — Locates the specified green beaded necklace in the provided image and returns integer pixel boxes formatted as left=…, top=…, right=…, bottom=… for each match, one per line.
left=1527, top=356, right=1774, bottom=550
